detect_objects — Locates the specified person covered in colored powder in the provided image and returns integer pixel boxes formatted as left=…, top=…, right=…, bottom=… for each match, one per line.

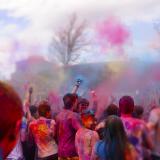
left=75, top=109, right=99, bottom=160
left=29, top=101, right=57, bottom=160
left=21, top=87, right=39, bottom=160
left=119, top=96, right=153, bottom=160
left=56, top=93, right=82, bottom=160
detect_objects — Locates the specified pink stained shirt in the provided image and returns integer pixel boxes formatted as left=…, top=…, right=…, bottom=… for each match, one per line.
left=56, top=109, right=82, bottom=157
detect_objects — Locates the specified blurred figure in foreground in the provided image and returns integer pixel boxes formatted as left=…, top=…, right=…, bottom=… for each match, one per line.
left=0, top=81, right=23, bottom=159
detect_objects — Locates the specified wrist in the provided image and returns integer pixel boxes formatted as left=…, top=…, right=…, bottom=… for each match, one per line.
left=75, top=84, right=80, bottom=87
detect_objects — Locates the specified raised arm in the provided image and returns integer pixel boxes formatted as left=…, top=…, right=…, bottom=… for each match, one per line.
left=71, top=79, right=83, bottom=94
left=23, top=86, right=33, bottom=121
left=91, top=91, right=98, bottom=113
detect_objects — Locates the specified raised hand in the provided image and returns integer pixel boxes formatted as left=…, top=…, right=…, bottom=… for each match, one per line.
left=76, top=79, right=83, bottom=87
left=72, top=79, right=83, bottom=94
left=90, top=90, right=98, bottom=113
left=29, top=86, right=33, bottom=95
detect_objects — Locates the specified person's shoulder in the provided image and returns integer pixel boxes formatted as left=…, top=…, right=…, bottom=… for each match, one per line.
left=151, top=108, right=160, bottom=115
left=59, top=109, right=71, bottom=115
left=129, top=117, right=146, bottom=128
left=55, top=110, right=65, bottom=119
left=77, top=128, right=93, bottom=138
left=131, top=118, right=149, bottom=133
left=121, top=116, right=133, bottom=124
left=69, top=110, right=77, bottom=115
left=95, top=140, right=105, bottom=154
left=29, top=119, right=37, bottom=129
left=95, top=121, right=105, bottom=131
left=132, top=117, right=143, bottom=123
left=89, top=129, right=99, bottom=139
left=29, top=119, right=37, bottom=125
left=92, top=130, right=99, bottom=136
left=96, top=140, right=104, bottom=147
left=122, top=116, right=146, bottom=127
left=68, top=110, right=79, bottom=118
left=134, top=118, right=147, bottom=126
left=122, top=116, right=143, bottom=123
left=76, top=127, right=83, bottom=136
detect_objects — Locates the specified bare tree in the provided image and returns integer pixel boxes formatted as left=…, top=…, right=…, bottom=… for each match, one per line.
left=49, top=14, right=89, bottom=65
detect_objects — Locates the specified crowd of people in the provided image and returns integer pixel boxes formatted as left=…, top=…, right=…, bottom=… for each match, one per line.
left=0, top=81, right=160, bottom=160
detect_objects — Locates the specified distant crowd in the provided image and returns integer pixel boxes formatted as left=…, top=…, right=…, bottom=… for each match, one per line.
left=0, top=81, right=160, bottom=160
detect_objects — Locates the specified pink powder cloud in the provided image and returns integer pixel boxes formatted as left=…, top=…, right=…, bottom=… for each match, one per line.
left=96, top=17, right=130, bottom=54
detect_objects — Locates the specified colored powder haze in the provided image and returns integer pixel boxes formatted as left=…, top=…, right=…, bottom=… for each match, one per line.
left=0, top=0, right=160, bottom=114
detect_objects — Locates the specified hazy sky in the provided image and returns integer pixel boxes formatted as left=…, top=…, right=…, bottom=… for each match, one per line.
left=0, top=0, right=160, bottom=79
